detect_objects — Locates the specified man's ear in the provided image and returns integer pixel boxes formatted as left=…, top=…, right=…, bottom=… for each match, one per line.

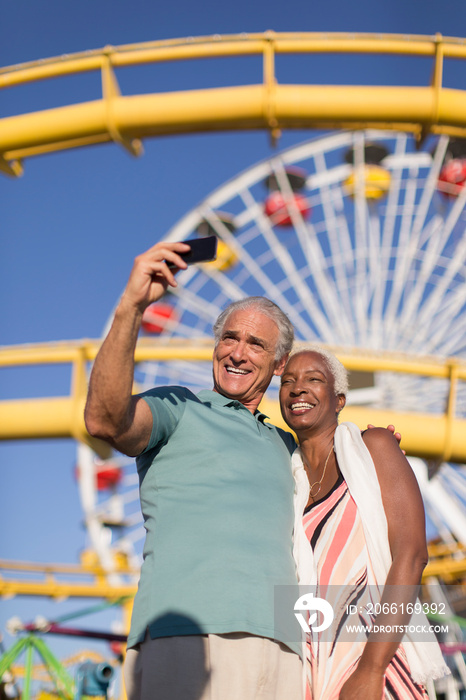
left=274, top=353, right=289, bottom=377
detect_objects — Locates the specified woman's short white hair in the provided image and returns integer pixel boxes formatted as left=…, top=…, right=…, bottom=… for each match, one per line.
left=289, top=343, right=349, bottom=396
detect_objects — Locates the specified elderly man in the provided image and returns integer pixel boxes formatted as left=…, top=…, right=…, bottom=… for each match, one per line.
left=84, top=241, right=304, bottom=700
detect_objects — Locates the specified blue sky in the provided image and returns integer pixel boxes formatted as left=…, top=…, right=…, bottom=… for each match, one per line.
left=1, top=0, right=466, bottom=680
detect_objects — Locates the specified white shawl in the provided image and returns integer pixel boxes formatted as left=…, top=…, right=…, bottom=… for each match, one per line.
left=291, top=421, right=449, bottom=685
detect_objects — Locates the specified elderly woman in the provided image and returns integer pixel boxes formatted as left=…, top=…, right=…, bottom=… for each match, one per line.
left=279, top=346, right=448, bottom=700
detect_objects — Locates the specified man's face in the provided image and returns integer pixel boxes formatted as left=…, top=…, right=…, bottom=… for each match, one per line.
left=212, top=308, right=287, bottom=412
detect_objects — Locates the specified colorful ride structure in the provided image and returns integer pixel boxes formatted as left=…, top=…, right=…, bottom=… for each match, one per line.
left=2, top=32, right=466, bottom=699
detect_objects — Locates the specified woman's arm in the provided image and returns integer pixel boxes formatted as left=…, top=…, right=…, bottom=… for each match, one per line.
left=339, top=427, right=428, bottom=700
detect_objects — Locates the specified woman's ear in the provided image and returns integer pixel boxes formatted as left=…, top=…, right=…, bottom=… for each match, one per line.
left=336, top=394, right=346, bottom=414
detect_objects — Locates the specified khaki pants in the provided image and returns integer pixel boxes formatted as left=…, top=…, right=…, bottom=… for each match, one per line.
left=123, top=632, right=303, bottom=700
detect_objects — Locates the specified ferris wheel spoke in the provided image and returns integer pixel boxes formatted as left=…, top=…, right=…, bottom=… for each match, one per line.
left=119, top=527, right=147, bottom=548
left=240, top=180, right=350, bottom=342
left=372, top=134, right=410, bottom=341
left=351, top=133, right=380, bottom=345
left=268, top=206, right=351, bottom=342
left=403, top=189, right=466, bottom=343
left=422, top=295, right=466, bottom=355
left=399, top=176, right=466, bottom=342
left=379, top=133, right=409, bottom=249
left=394, top=221, right=450, bottom=349
left=368, top=163, right=406, bottom=346
left=310, top=152, right=358, bottom=343
left=318, top=198, right=358, bottom=343
left=396, top=207, right=461, bottom=342
left=382, top=142, right=446, bottom=339
left=169, top=278, right=228, bottom=325
left=163, top=361, right=213, bottom=387
left=442, top=465, right=466, bottom=500
left=423, top=494, right=458, bottom=546
left=115, top=512, right=144, bottom=529
left=136, top=358, right=213, bottom=392
left=365, top=213, right=386, bottom=346
left=439, top=314, right=466, bottom=356
left=199, top=204, right=320, bottom=338
left=302, top=222, right=359, bottom=343
left=410, top=136, right=449, bottom=238
left=382, top=172, right=420, bottom=344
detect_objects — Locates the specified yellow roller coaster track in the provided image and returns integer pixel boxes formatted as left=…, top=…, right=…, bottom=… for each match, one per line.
left=1, top=339, right=466, bottom=463
left=0, top=559, right=138, bottom=600
left=1, top=549, right=465, bottom=600
left=2, top=31, right=466, bottom=176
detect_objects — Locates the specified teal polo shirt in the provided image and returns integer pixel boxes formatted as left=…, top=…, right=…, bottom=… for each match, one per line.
left=127, top=386, right=299, bottom=654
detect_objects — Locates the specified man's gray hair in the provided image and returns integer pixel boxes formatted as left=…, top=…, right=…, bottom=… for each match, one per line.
left=213, top=297, right=294, bottom=360
left=289, top=343, right=349, bottom=396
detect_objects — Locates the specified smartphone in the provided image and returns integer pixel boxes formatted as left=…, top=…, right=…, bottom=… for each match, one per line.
left=169, top=236, right=218, bottom=268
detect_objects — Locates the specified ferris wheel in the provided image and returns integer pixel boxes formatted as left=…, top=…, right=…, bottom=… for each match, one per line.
left=75, top=127, right=466, bottom=569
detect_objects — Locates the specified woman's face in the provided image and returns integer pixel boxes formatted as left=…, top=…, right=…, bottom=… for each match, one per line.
left=279, top=351, right=346, bottom=437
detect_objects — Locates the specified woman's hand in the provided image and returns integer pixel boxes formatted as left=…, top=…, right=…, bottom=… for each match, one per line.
left=366, top=423, right=405, bottom=454
left=339, top=665, right=384, bottom=699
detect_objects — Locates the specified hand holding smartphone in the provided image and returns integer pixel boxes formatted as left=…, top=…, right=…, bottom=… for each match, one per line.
left=168, top=236, right=218, bottom=268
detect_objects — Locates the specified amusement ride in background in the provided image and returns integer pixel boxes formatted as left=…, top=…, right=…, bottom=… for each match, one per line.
left=1, top=32, right=466, bottom=699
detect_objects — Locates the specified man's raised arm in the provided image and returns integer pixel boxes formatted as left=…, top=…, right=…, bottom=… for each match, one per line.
left=84, top=241, right=190, bottom=457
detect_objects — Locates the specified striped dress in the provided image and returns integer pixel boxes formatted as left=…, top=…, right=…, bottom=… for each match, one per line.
left=302, top=473, right=429, bottom=700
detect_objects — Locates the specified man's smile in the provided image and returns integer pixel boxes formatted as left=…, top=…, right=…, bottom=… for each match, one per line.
left=225, top=365, right=250, bottom=375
